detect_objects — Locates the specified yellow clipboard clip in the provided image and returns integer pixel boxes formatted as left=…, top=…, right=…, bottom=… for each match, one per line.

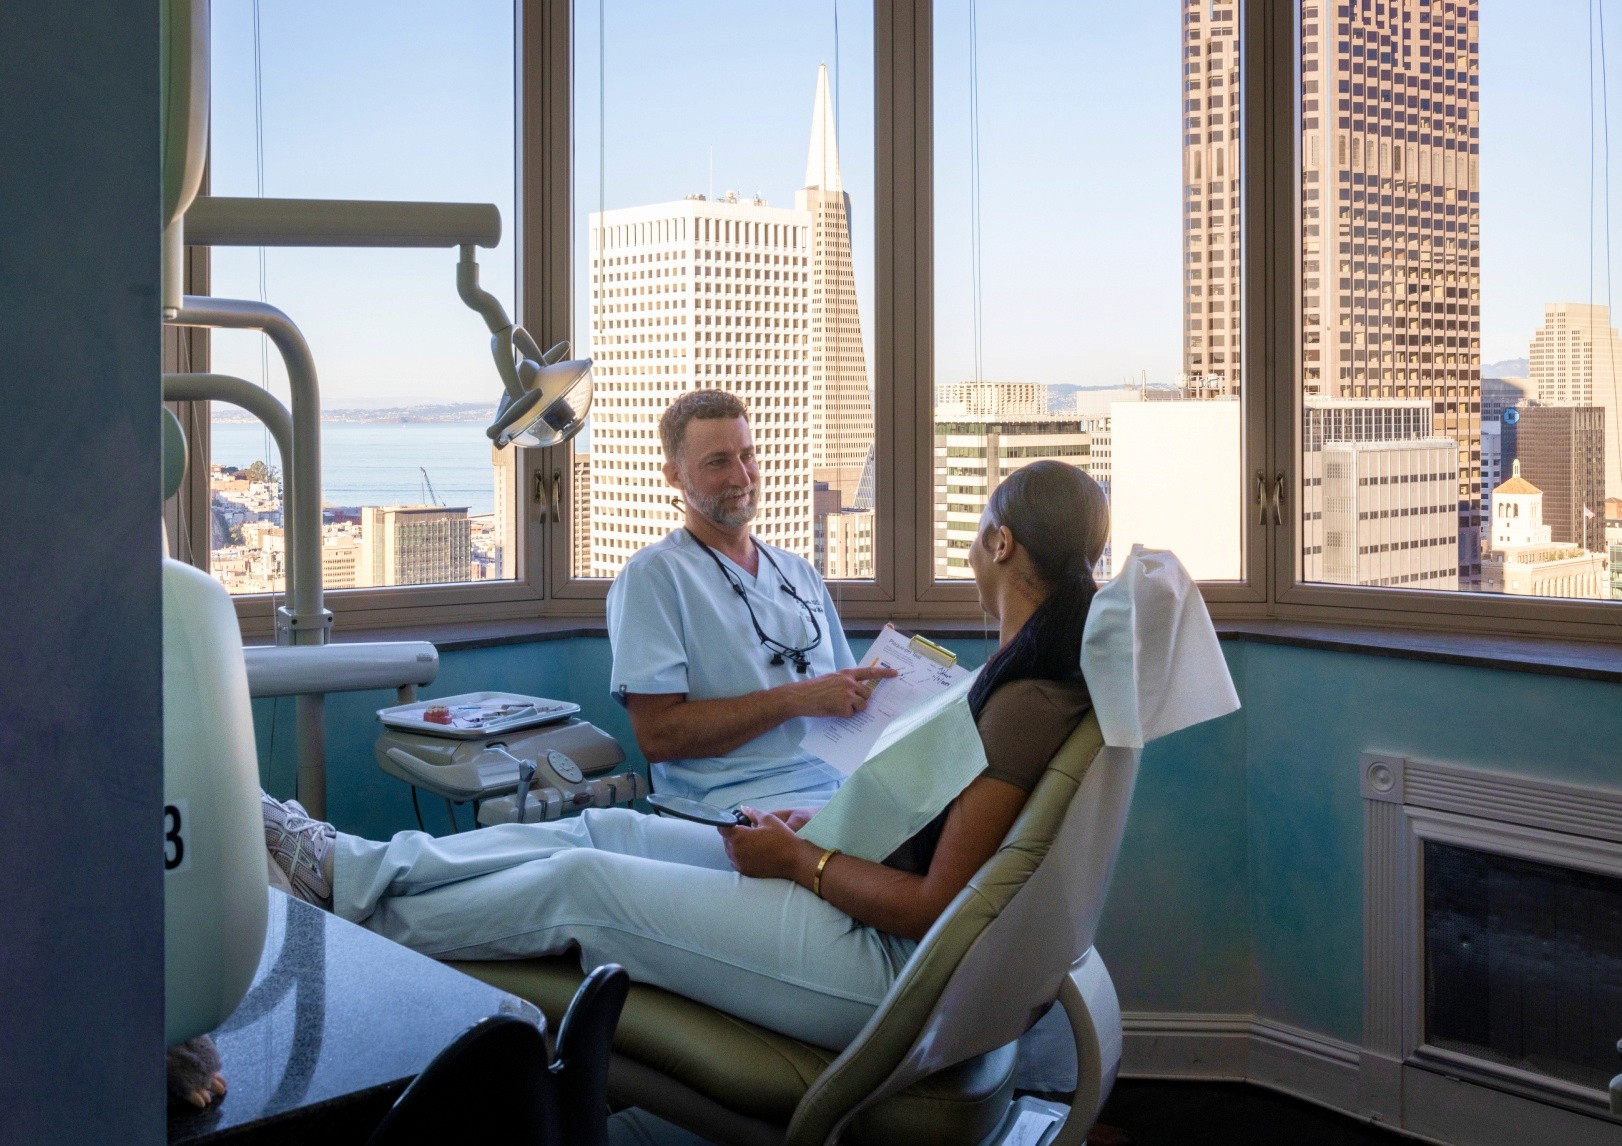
left=907, top=633, right=958, bottom=667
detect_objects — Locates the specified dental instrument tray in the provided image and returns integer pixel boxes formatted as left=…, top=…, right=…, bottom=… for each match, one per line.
left=374, top=703, right=632, bottom=809
left=377, top=691, right=580, bottom=739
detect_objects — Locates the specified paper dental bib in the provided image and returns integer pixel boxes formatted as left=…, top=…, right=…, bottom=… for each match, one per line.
left=798, top=670, right=985, bottom=863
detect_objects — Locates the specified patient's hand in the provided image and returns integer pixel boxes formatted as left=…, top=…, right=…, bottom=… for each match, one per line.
left=768, top=808, right=816, bottom=832
left=720, top=807, right=819, bottom=883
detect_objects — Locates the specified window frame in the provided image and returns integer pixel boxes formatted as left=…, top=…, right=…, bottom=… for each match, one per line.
left=1256, top=0, right=1622, bottom=642
left=175, top=0, right=1620, bottom=644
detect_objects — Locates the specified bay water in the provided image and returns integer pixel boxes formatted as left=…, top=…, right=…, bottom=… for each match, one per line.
left=211, top=421, right=512, bottom=516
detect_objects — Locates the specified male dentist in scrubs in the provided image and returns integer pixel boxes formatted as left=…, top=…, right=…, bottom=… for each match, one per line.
left=607, top=389, right=895, bottom=812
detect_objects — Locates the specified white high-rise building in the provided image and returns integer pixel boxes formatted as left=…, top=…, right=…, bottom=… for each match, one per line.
left=936, top=381, right=1047, bottom=419
left=1528, top=302, right=1622, bottom=502
left=587, top=195, right=812, bottom=576
left=1320, top=438, right=1460, bottom=590
left=492, top=443, right=516, bottom=580
left=586, top=67, right=871, bottom=579
left=1300, top=396, right=1435, bottom=582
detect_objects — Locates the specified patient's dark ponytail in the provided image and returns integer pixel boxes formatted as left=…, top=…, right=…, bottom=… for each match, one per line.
left=967, top=462, right=1110, bottom=720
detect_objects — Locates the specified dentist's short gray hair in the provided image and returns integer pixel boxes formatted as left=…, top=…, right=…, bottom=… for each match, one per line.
left=659, top=390, right=749, bottom=460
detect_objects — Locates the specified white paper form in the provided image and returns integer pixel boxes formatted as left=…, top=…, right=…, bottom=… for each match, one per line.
left=800, top=624, right=969, bottom=775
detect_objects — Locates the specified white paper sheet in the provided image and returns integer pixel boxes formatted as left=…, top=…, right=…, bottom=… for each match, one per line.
left=800, top=624, right=969, bottom=776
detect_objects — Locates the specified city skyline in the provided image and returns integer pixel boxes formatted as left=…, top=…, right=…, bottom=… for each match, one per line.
left=196, top=2, right=1620, bottom=604
left=205, top=2, right=1622, bottom=408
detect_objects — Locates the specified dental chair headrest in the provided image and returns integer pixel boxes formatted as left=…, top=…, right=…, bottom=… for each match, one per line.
left=1079, top=545, right=1240, bottom=748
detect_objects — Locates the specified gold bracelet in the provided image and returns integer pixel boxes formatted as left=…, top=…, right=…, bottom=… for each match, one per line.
left=812, top=848, right=840, bottom=899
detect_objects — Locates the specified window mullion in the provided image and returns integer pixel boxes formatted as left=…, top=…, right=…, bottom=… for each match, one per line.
left=519, top=0, right=573, bottom=604
left=1245, top=0, right=1300, bottom=612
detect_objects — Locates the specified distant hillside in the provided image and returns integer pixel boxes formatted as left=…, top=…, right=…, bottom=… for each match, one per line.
left=214, top=402, right=496, bottom=425
left=1045, top=382, right=1180, bottom=410
left=1483, top=357, right=1529, bottom=379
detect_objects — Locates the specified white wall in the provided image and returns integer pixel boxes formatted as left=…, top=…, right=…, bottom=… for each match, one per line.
left=1107, top=400, right=1243, bottom=580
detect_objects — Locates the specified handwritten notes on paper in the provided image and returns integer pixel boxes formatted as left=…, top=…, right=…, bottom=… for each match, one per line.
left=800, top=624, right=970, bottom=775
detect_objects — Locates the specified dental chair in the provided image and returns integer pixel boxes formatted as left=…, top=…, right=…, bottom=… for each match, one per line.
left=451, top=548, right=1235, bottom=1146
left=453, top=713, right=1123, bottom=1146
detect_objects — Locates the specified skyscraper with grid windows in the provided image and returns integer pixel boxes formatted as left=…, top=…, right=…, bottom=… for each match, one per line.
left=586, top=194, right=813, bottom=577
left=1181, top=1, right=1242, bottom=396
left=1182, top=0, right=1483, bottom=581
left=584, top=67, right=871, bottom=579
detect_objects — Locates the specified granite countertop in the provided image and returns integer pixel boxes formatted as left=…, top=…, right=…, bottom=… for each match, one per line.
left=169, top=889, right=540, bottom=1144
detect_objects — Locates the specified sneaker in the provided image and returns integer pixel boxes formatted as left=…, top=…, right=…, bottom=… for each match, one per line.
left=262, top=792, right=335, bottom=909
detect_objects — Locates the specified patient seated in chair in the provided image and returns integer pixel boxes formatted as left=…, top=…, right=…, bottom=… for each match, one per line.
left=265, top=462, right=1108, bottom=1050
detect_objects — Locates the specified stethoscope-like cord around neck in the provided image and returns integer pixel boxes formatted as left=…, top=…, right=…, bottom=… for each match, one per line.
left=684, top=529, right=823, bottom=672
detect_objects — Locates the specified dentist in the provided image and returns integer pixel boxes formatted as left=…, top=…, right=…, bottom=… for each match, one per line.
left=606, top=389, right=894, bottom=811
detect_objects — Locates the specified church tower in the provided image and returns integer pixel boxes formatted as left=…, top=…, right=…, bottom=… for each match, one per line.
left=1489, top=460, right=1551, bottom=551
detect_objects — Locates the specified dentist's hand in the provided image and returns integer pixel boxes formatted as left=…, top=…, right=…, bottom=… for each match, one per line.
left=791, top=666, right=898, bottom=719
left=720, top=807, right=820, bottom=882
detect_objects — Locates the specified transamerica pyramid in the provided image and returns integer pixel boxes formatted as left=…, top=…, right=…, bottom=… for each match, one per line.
left=797, top=64, right=874, bottom=507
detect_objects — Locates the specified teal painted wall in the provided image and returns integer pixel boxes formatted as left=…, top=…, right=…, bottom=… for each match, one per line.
left=256, top=633, right=1622, bottom=1048
left=1240, top=642, right=1622, bottom=1043
left=1095, top=645, right=1254, bottom=1017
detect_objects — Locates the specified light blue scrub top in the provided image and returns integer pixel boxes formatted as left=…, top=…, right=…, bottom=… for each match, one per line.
left=607, top=529, right=856, bottom=811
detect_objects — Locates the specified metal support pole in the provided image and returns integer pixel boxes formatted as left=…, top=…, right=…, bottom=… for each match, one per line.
left=295, top=694, right=327, bottom=820
left=167, top=297, right=330, bottom=648
left=162, top=372, right=296, bottom=595
left=184, top=196, right=501, bottom=249
left=166, top=302, right=331, bottom=817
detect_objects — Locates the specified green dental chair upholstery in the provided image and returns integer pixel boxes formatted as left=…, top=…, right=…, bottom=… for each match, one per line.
left=450, top=707, right=1139, bottom=1146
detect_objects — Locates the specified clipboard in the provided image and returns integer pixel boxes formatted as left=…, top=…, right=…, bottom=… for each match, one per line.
left=801, top=625, right=970, bottom=775
left=903, top=631, right=957, bottom=667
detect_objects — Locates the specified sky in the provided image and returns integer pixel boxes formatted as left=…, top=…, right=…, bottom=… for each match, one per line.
left=207, top=1, right=1622, bottom=406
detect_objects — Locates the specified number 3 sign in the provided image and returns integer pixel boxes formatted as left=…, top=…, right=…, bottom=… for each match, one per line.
left=165, top=799, right=190, bottom=874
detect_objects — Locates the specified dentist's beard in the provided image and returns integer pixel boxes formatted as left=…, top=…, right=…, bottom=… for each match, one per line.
left=684, top=482, right=758, bottom=529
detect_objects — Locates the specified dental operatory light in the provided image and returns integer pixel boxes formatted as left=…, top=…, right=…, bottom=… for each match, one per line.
left=488, top=343, right=595, bottom=449
left=456, top=242, right=594, bottom=448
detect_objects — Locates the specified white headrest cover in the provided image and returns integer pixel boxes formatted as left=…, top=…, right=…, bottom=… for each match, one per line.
left=1080, top=545, right=1240, bottom=747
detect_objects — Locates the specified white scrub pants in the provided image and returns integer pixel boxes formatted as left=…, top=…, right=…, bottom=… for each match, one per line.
left=333, top=808, right=916, bottom=1050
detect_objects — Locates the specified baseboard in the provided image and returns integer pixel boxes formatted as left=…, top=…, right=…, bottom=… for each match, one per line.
left=1120, top=1012, right=1360, bottom=1107
left=1118, top=1012, right=1621, bottom=1146
left=1117, top=1012, right=1251, bottom=1080
left=1246, top=1017, right=1362, bottom=1113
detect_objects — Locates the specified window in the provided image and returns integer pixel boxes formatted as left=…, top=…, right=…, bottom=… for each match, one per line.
left=174, top=1, right=1616, bottom=639
left=564, top=1, right=877, bottom=586
left=930, top=0, right=1248, bottom=587
left=204, top=1, right=517, bottom=603
left=1291, top=2, right=1622, bottom=615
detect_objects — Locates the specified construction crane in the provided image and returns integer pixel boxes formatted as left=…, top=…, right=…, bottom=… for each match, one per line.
left=418, top=467, right=444, bottom=507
